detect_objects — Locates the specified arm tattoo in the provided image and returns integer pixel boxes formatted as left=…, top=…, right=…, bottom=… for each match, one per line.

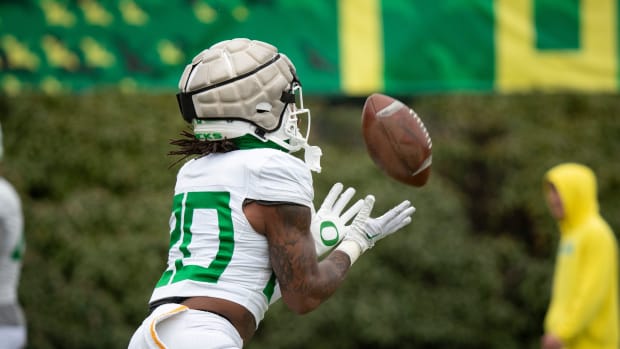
left=268, top=205, right=313, bottom=290
left=265, top=204, right=350, bottom=302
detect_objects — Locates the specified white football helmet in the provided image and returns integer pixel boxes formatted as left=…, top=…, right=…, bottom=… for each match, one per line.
left=176, top=38, right=322, bottom=171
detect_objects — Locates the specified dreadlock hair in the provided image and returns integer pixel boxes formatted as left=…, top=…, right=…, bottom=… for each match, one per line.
left=168, top=129, right=238, bottom=167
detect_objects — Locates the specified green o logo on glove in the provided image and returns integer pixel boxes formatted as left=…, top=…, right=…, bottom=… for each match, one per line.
left=320, top=221, right=339, bottom=246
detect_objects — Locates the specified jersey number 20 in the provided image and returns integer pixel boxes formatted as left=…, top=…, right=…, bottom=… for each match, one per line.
left=156, top=191, right=234, bottom=287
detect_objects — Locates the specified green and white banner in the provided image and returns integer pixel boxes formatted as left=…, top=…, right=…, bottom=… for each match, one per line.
left=0, top=0, right=617, bottom=96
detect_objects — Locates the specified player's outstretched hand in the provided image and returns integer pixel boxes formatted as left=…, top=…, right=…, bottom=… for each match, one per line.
left=336, top=195, right=415, bottom=264
left=311, top=182, right=364, bottom=256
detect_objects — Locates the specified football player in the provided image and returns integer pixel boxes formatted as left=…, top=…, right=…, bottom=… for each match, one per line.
left=128, top=38, right=415, bottom=349
left=0, top=123, right=26, bottom=349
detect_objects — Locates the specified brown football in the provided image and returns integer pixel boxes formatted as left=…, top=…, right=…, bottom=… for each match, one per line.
left=361, top=93, right=432, bottom=187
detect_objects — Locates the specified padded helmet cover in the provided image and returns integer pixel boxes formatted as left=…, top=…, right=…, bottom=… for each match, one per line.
left=177, top=38, right=297, bottom=132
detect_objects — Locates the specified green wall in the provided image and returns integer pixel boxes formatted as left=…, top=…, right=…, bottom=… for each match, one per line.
left=1, top=0, right=618, bottom=96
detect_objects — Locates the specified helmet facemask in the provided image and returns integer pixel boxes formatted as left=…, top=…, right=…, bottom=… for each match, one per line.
left=265, top=82, right=322, bottom=172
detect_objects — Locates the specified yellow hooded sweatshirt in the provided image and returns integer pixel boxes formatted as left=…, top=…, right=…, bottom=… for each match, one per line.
left=544, top=163, right=619, bottom=349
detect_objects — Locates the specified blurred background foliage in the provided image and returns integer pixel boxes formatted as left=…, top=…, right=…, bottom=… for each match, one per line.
left=1, top=91, right=619, bottom=348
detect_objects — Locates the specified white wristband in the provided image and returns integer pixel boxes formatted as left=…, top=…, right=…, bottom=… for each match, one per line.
left=335, top=240, right=362, bottom=266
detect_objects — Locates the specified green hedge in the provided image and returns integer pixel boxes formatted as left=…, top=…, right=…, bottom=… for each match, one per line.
left=2, top=92, right=619, bottom=349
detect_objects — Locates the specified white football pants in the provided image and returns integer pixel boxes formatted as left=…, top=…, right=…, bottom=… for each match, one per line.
left=128, top=303, right=243, bottom=349
left=0, top=325, right=26, bottom=349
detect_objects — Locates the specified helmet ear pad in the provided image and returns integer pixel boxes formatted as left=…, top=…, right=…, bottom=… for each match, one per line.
left=176, top=38, right=298, bottom=134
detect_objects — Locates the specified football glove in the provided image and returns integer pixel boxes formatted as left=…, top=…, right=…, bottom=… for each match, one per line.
left=336, top=195, right=415, bottom=265
left=311, top=182, right=364, bottom=256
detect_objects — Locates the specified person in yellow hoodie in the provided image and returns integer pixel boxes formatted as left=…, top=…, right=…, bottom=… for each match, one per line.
left=541, top=163, right=619, bottom=349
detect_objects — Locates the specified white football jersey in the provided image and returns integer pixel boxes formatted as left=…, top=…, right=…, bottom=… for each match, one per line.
left=0, top=177, right=24, bottom=305
left=150, top=148, right=314, bottom=327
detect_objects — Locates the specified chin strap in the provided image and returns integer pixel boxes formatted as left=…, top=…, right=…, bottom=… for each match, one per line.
left=303, top=144, right=322, bottom=173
